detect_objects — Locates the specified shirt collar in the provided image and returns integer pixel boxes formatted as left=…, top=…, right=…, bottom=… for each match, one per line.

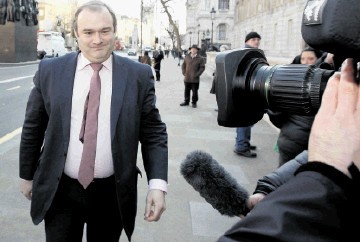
left=77, top=53, right=113, bottom=71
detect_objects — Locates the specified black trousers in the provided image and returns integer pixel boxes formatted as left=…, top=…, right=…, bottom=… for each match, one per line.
left=155, top=69, right=161, bottom=81
left=44, top=174, right=122, bottom=242
left=184, top=82, right=199, bottom=104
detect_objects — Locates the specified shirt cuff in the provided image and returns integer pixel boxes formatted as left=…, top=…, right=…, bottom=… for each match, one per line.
left=149, top=179, right=168, bottom=193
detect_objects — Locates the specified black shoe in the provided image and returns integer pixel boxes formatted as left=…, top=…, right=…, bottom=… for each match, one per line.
left=233, top=149, right=257, bottom=158
left=180, top=102, right=189, bottom=106
left=156, top=79, right=160, bottom=81
left=192, top=103, right=197, bottom=108
left=250, top=145, right=257, bottom=150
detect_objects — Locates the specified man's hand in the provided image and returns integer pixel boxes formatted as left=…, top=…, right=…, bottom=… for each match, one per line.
left=144, top=189, right=166, bottom=222
left=308, top=58, right=360, bottom=177
left=20, top=179, right=33, bottom=200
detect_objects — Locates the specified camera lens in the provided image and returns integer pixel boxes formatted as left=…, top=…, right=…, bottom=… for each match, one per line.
left=249, top=64, right=334, bottom=115
left=215, top=48, right=335, bottom=127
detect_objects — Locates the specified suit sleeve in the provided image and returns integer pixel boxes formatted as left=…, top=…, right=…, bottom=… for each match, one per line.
left=139, top=67, right=168, bottom=183
left=19, top=70, right=49, bottom=180
left=218, top=163, right=359, bottom=242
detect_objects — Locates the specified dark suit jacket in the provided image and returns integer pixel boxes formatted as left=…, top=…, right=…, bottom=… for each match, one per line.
left=19, top=52, right=168, bottom=239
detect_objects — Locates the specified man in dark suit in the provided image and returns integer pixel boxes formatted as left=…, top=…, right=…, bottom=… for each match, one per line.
left=19, top=1, right=168, bottom=241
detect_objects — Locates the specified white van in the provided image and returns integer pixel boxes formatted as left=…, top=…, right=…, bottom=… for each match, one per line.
left=143, top=45, right=152, bottom=52
left=37, top=31, right=68, bottom=58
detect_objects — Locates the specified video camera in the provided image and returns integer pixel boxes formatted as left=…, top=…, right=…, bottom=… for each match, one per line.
left=215, top=0, right=360, bottom=127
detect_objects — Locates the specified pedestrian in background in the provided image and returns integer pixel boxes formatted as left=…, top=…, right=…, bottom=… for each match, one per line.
left=153, top=48, right=164, bottom=81
left=180, top=44, right=205, bottom=108
left=233, top=32, right=261, bottom=158
left=164, top=48, right=169, bottom=58
left=19, top=1, right=168, bottom=241
left=141, top=50, right=152, bottom=66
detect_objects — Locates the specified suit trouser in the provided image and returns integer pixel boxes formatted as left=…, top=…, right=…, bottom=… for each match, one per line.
left=184, top=82, right=199, bottom=104
left=235, top=126, right=252, bottom=151
left=44, top=174, right=122, bottom=242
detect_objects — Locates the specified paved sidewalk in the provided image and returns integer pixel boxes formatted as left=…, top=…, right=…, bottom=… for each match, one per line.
left=0, top=56, right=279, bottom=242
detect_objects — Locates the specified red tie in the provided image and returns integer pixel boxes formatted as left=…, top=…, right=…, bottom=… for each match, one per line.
left=78, top=63, right=103, bottom=189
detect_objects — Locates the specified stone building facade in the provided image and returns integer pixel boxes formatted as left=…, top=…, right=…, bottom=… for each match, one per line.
left=233, top=0, right=308, bottom=63
left=186, top=0, right=309, bottom=63
left=186, top=0, right=234, bottom=50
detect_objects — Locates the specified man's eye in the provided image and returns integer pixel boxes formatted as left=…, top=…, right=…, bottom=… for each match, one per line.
left=84, top=32, right=92, bottom=35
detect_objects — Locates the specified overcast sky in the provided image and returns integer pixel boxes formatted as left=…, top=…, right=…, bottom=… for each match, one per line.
left=78, top=0, right=186, bottom=33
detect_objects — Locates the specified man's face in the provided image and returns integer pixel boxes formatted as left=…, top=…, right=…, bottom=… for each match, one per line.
left=190, top=48, right=198, bottom=55
left=75, top=7, right=116, bottom=63
left=246, top=38, right=261, bottom=49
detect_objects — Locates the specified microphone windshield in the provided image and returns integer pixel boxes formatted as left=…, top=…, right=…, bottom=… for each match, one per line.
left=180, top=150, right=249, bottom=217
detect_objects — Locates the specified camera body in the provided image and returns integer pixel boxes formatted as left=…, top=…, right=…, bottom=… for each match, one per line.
left=215, top=0, right=360, bottom=127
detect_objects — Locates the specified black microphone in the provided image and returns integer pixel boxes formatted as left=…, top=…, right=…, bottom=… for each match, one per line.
left=180, top=150, right=250, bottom=217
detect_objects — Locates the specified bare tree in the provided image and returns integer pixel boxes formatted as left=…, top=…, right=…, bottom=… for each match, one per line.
left=159, top=0, right=182, bottom=53
left=165, top=27, right=176, bottom=50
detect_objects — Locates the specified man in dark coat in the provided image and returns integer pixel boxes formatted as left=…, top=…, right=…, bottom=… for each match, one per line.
left=180, top=44, right=205, bottom=108
left=19, top=1, right=168, bottom=241
left=153, top=49, right=164, bottom=81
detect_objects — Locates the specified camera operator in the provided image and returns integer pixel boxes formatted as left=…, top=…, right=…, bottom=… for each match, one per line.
left=218, top=58, right=360, bottom=242
left=269, top=47, right=326, bottom=166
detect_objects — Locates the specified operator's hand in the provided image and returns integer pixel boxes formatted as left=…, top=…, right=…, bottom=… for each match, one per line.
left=144, top=189, right=166, bottom=222
left=308, top=58, right=360, bottom=177
left=20, top=179, right=33, bottom=200
left=240, top=193, right=266, bottom=218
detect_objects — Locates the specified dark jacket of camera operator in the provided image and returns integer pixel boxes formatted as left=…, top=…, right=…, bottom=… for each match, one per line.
left=253, top=150, right=308, bottom=195
left=181, top=53, right=205, bottom=83
left=272, top=113, right=314, bottom=166
left=218, top=160, right=360, bottom=242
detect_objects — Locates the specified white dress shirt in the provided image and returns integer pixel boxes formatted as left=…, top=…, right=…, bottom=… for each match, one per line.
left=64, top=53, right=113, bottom=179
left=64, top=53, right=167, bottom=192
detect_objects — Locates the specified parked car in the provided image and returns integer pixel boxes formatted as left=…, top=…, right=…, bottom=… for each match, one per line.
left=127, top=48, right=137, bottom=56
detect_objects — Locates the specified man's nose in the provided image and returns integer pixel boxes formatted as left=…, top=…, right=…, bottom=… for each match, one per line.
left=93, top=32, right=102, bottom=44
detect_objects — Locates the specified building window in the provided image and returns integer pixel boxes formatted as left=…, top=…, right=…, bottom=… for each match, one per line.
left=218, top=0, right=230, bottom=10
left=219, top=24, right=226, bottom=40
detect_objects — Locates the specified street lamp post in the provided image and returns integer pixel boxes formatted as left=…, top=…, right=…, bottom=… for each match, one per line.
left=140, top=0, right=143, bottom=56
left=197, top=24, right=200, bottom=46
left=189, top=31, right=192, bottom=46
left=210, top=7, right=216, bottom=48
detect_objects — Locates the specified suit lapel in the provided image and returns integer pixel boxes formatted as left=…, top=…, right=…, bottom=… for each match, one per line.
left=59, top=52, right=79, bottom=154
left=111, top=54, right=128, bottom=141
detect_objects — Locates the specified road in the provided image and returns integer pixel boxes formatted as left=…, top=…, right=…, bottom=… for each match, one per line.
left=0, top=54, right=279, bottom=242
